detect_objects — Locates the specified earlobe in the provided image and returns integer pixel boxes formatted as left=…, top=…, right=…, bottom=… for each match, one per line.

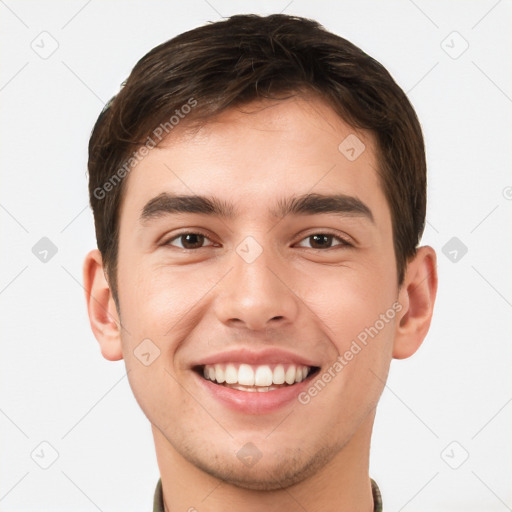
left=83, top=249, right=123, bottom=361
left=393, top=246, right=438, bottom=359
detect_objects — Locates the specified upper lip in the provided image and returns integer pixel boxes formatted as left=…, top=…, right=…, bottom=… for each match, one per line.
left=191, top=348, right=321, bottom=368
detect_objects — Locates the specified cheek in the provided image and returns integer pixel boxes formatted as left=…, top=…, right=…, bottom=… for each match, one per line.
left=116, top=257, right=223, bottom=366
left=117, top=250, right=193, bottom=329
left=305, top=261, right=397, bottom=340
left=304, top=265, right=397, bottom=394
left=115, top=261, right=195, bottom=427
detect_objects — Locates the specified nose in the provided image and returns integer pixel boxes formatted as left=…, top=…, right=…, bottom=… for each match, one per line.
left=213, top=242, right=300, bottom=332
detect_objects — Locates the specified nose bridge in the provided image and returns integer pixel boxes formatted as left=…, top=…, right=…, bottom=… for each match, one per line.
left=214, top=235, right=298, bottom=330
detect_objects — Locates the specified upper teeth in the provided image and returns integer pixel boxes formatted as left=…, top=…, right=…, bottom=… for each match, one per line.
left=202, top=363, right=311, bottom=386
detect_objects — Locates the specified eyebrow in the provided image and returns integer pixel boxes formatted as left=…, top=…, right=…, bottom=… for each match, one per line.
left=140, top=192, right=374, bottom=223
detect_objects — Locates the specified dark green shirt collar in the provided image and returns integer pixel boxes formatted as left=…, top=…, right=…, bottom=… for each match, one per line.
left=153, top=476, right=382, bottom=511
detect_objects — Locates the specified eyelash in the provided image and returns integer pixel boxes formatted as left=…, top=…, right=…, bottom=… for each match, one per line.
left=162, top=230, right=353, bottom=250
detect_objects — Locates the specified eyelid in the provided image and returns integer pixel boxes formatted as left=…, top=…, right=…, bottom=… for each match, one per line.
left=293, top=229, right=354, bottom=247
left=161, top=229, right=217, bottom=248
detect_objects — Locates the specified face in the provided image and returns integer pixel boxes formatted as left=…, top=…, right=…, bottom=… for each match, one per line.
left=115, top=96, right=400, bottom=489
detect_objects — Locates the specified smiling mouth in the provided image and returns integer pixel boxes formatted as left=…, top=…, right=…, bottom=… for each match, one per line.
left=193, top=363, right=321, bottom=392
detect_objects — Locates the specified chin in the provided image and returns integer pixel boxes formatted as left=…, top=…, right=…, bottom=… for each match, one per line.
left=189, top=442, right=341, bottom=491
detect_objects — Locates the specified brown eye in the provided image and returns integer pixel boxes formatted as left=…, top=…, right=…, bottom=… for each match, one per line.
left=295, top=233, right=351, bottom=249
left=166, top=232, right=214, bottom=249
left=309, top=234, right=333, bottom=249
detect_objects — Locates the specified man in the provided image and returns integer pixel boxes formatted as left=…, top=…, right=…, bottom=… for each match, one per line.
left=83, top=14, right=437, bottom=511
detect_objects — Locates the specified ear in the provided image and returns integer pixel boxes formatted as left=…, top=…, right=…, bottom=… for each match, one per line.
left=83, top=249, right=123, bottom=361
left=393, top=246, right=438, bottom=359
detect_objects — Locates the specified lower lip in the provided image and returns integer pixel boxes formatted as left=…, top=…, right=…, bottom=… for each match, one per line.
left=193, top=369, right=318, bottom=414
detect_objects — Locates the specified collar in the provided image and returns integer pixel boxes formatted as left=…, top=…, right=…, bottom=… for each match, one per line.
left=153, top=477, right=382, bottom=511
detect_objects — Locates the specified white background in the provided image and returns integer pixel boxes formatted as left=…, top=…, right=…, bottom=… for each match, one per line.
left=1, top=1, right=511, bottom=510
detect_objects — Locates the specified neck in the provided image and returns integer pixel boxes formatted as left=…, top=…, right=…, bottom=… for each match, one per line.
left=153, top=412, right=376, bottom=512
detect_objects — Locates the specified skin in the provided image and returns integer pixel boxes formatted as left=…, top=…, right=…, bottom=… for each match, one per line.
left=84, top=95, right=437, bottom=512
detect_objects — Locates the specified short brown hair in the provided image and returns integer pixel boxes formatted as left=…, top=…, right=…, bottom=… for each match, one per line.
left=88, top=13, right=426, bottom=304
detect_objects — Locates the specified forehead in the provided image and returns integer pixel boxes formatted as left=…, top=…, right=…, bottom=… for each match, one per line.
left=119, top=95, right=388, bottom=227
